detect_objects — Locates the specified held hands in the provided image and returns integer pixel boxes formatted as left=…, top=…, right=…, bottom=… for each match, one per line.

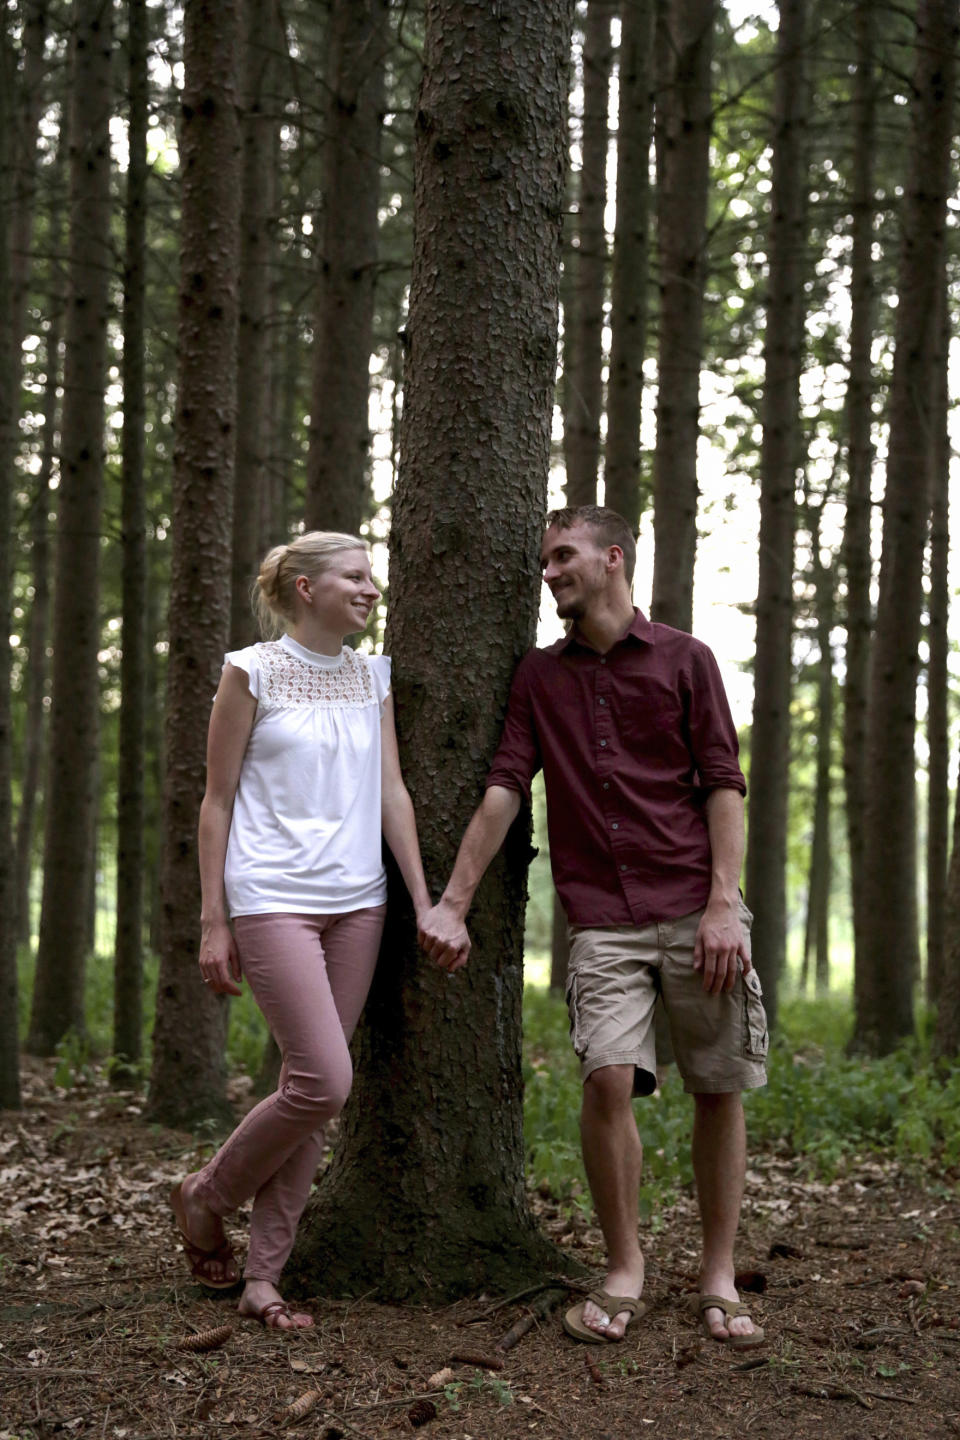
left=198, top=920, right=243, bottom=996
left=417, top=898, right=471, bottom=974
left=693, top=897, right=751, bottom=995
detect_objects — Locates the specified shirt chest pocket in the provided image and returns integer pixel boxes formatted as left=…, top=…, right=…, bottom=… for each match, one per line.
left=613, top=681, right=684, bottom=751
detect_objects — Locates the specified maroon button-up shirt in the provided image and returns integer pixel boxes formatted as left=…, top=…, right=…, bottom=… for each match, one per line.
left=485, top=610, right=746, bottom=926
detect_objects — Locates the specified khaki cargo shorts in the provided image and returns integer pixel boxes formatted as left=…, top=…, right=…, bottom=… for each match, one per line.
left=565, top=900, right=768, bottom=1096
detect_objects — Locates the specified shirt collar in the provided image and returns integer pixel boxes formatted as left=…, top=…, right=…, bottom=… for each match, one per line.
left=560, top=608, right=656, bottom=654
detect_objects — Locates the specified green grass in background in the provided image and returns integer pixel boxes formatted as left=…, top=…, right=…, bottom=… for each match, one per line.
left=17, top=945, right=960, bottom=1219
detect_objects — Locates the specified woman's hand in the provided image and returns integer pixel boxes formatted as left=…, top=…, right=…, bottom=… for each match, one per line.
left=199, top=921, right=243, bottom=996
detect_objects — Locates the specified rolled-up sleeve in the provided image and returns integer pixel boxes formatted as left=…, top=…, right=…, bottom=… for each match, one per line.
left=485, top=657, right=542, bottom=800
left=684, top=642, right=747, bottom=795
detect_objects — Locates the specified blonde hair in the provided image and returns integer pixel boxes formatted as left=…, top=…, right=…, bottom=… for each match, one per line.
left=254, top=531, right=368, bottom=638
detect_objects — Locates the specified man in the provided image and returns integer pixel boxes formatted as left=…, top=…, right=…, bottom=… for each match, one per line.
left=419, top=505, right=768, bottom=1347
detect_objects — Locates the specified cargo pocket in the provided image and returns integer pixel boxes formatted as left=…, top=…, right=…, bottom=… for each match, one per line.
left=565, top=968, right=588, bottom=1059
left=742, top=968, right=769, bottom=1060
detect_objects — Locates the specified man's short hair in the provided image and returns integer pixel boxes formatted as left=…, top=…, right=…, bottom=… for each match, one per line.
left=545, top=505, right=637, bottom=586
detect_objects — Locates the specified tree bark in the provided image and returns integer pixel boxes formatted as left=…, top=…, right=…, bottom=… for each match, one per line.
left=10, top=0, right=49, bottom=365
left=0, top=22, right=20, bottom=1109
left=925, top=273, right=949, bottom=1008
left=650, top=0, right=715, bottom=633
left=562, top=0, right=615, bottom=506
left=147, top=0, right=242, bottom=1128
left=291, top=0, right=574, bottom=1300
left=841, top=0, right=876, bottom=1012
left=854, top=0, right=958, bottom=1055
left=743, top=0, right=808, bottom=1027
left=304, top=0, right=388, bottom=536
left=605, top=0, right=654, bottom=531
left=114, top=0, right=149, bottom=1072
left=27, top=0, right=114, bottom=1055
left=231, top=0, right=278, bottom=649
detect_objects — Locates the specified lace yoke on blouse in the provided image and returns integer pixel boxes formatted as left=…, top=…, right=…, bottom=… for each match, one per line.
left=254, top=641, right=377, bottom=711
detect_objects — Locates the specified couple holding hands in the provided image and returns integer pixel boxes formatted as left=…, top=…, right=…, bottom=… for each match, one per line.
left=170, top=505, right=767, bottom=1349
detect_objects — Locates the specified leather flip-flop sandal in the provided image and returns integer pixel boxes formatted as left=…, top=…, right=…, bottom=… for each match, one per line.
left=563, top=1287, right=646, bottom=1343
left=692, top=1293, right=765, bottom=1349
left=243, top=1299, right=314, bottom=1329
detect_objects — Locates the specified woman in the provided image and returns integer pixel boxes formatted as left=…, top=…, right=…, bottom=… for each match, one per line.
left=170, top=532, right=455, bottom=1329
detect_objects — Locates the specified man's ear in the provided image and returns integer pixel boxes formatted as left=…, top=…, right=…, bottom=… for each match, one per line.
left=606, top=545, right=624, bottom=573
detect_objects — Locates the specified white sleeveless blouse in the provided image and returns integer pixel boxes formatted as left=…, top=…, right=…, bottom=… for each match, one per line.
left=222, top=634, right=391, bottom=917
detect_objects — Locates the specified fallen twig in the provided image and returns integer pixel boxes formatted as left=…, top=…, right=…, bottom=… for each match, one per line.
left=584, top=1349, right=603, bottom=1386
left=791, top=1380, right=872, bottom=1409
left=496, top=1286, right=567, bottom=1354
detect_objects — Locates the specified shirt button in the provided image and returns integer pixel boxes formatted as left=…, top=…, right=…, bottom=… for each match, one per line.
left=598, top=698, right=606, bottom=706
left=603, top=782, right=610, bottom=790
left=612, top=823, right=619, bottom=830
left=600, top=658, right=607, bottom=664
left=620, top=864, right=628, bottom=872
left=599, top=740, right=607, bottom=747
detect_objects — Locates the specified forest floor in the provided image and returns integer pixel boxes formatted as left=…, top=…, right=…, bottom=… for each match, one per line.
left=2, top=1058, right=960, bottom=1440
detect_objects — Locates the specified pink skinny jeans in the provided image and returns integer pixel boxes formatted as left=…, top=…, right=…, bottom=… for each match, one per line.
left=193, top=906, right=385, bottom=1283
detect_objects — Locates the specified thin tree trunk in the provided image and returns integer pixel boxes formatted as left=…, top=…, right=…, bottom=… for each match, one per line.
left=304, top=0, right=388, bottom=535
left=650, top=0, right=715, bottom=632
left=743, top=0, right=808, bottom=1027
left=563, top=0, right=615, bottom=506
left=10, top=0, right=49, bottom=363
left=0, top=23, right=20, bottom=1109
left=802, top=511, right=833, bottom=996
left=842, top=0, right=876, bottom=1009
left=549, top=890, right=569, bottom=992
left=854, top=0, right=958, bottom=1055
left=231, top=0, right=277, bottom=649
left=27, top=0, right=114, bottom=1055
left=934, top=750, right=960, bottom=1057
left=292, top=0, right=574, bottom=1300
left=114, top=0, right=149, bottom=1072
left=14, top=274, right=62, bottom=946
left=605, top=0, right=654, bottom=531
left=925, top=273, right=949, bottom=1008
left=147, top=0, right=242, bottom=1129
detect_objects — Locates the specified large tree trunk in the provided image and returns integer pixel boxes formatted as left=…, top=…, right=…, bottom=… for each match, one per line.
left=743, top=0, right=808, bottom=1027
left=841, top=0, right=876, bottom=1012
left=562, top=0, right=614, bottom=506
left=854, top=0, right=958, bottom=1055
left=113, top=0, right=149, bottom=1073
left=605, top=0, right=654, bottom=531
left=147, top=0, right=242, bottom=1128
left=0, top=23, right=20, bottom=1109
left=230, top=0, right=277, bottom=649
left=304, top=0, right=388, bottom=535
left=291, top=0, right=574, bottom=1300
left=27, top=0, right=114, bottom=1055
left=650, top=0, right=714, bottom=633
left=925, top=275, right=949, bottom=1008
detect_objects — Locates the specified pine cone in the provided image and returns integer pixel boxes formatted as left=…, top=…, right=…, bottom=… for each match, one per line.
left=177, top=1324, right=233, bottom=1352
left=277, top=1389, right=320, bottom=1424
left=408, top=1398, right=438, bottom=1427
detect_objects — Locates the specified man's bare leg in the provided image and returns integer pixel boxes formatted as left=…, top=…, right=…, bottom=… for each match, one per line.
left=692, top=1090, right=757, bottom=1340
left=579, top=1064, right=645, bottom=1339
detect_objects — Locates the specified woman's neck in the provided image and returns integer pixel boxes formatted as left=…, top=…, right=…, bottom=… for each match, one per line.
left=285, top=621, right=344, bottom=657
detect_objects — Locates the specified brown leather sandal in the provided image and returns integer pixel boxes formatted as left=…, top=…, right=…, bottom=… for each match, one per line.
left=242, top=1299, right=314, bottom=1329
left=169, top=1181, right=239, bottom=1290
left=693, top=1293, right=765, bottom=1348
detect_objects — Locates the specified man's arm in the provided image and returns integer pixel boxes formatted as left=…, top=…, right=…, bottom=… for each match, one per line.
left=417, top=785, right=522, bottom=970
left=693, top=787, right=750, bottom=995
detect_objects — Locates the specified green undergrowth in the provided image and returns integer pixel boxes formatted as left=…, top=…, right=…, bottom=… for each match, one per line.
left=17, top=946, right=960, bottom=1217
left=522, top=985, right=960, bottom=1216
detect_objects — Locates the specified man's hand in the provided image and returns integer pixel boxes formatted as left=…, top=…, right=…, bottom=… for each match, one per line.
left=693, top=897, right=750, bottom=995
left=199, top=920, right=243, bottom=996
left=418, top=898, right=471, bottom=973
